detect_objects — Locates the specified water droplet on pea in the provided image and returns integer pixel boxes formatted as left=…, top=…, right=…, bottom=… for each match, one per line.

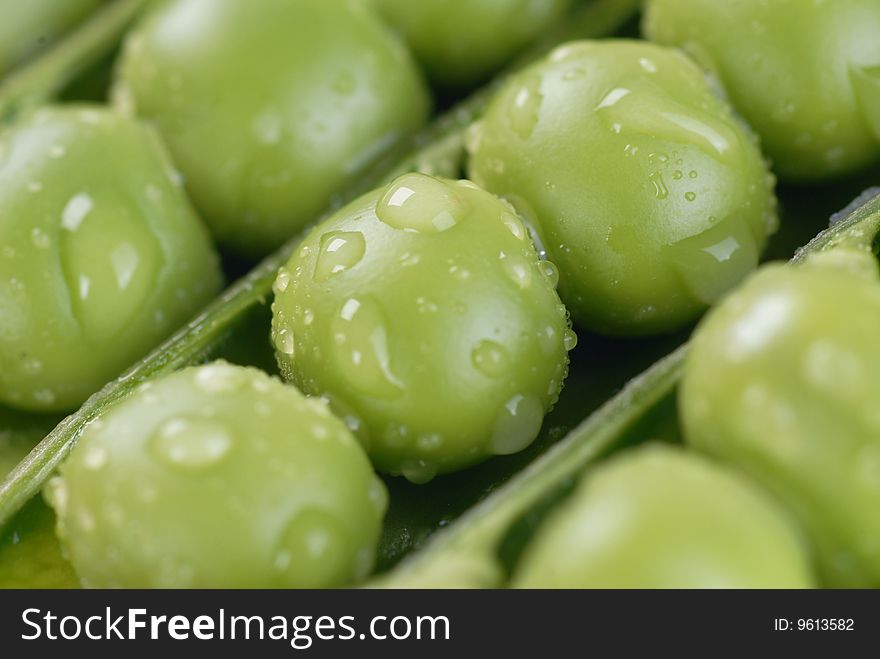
left=274, top=327, right=295, bottom=356
left=539, top=260, right=559, bottom=287
left=472, top=340, right=509, bottom=378
left=331, top=296, right=403, bottom=399
left=401, top=459, right=437, bottom=484
left=489, top=394, right=544, bottom=456
left=649, top=171, right=669, bottom=199
left=376, top=173, right=464, bottom=233
left=274, top=268, right=290, bottom=294
left=314, top=231, right=366, bottom=280
left=502, top=255, right=533, bottom=289
left=149, top=417, right=233, bottom=470
left=275, top=508, right=347, bottom=585
left=508, top=73, right=543, bottom=139
left=563, top=328, right=578, bottom=352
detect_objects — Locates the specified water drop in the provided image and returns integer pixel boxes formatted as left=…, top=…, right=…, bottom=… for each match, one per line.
left=401, top=460, right=437, bottom=484
left=563, top=328, right=578, bottom=351
left=508, top=73, right=543, bottom=139
left=274, top=328, right=295, bottom=356
left=83, top=445, right=108, bottom=471
left=30, top=228, right=50, bottom=249
left=376, top=173, right=465, bottom=233
left=314, top=231, right=366, bottom=280
left=471, top=340, right=509, bottom=378
left=502, top=255, right=533, bottom=289
left=489, top=394, right=544, bottom=455
left=501, top=212, right=526, bottom=241
left=274, top=268, right=290, bottom=294
left=149, top=417, right=233, bottom=469
left=664, top=220, right=758, bottom=305
left=539, top=260, right=559, bottom=287
left=417, top=434, right=443, bottom=452
left=275, top=508, right=347, bottom=586
left=192, top=362, right=248, bottom=394
left=331, top=296, right=403, bottom=398
left=649, top=172, right=669, bottom=199
left=61, top=193, right=93, bottom=231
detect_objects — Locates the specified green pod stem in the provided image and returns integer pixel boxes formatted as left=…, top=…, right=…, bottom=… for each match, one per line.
left=0, top=0, right=642, bottom=531
left=0, top=0, right=147, bottom=123
left=374, top=190, right=880, bottom=588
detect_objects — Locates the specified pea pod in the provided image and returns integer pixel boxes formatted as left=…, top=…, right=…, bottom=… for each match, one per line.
left=644, top=0, right=880, bottom=181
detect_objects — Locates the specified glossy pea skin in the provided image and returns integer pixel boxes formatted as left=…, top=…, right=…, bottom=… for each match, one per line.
left=512, top=444, right=815, bottom=588
left=0, top=0, right=103, bottom=76
left=645, top=0, right=880, bottom=181
left=371, top=0, right=572, bottom=88
left=46, top=361, right=387, bottom=588
left=271, top=173, right=573, bottom=484
left=468, top=40, right=777, bottom=336
left=681, top=251, right=880, bottom=587
left=0, top=105, right=222, bottom=413
left=114, top=0, right=431, bottom=256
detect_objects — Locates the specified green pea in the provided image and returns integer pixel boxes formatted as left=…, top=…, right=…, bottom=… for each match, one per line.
left=371, top=0, right=572, bottom=88
left=271, top=173, right=573, bottom=483
left=0, top=105, right=222, bottom=412
left=113, top=0, right=431, bottom=256
left=468, top=40, right=777, bottom=336
left=45, top=361, right=387, bottom=588
left=681, top=250, right=880, bottom=587
left=512, top=444, right=815, bottom=588
left=645, top=0, right=880, bottom=181
left=0, top=0, right=103, bottom=76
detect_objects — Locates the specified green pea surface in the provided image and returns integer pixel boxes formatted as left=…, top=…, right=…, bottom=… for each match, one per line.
left=372, top=0, right=572, bottom=87
left=272, top=173, right=573, bottom=483
left=0, top=0, right=103, bottom=76
left=468, top=40, right=777, bottom=336
left=46, top=361, right=387, bottom=588
left=512, top=444, right=815, bottom=588
left=645, top=0, right=880, bottom=181
left=0, top=105, right=222, bottom=412
left=114, top=0, right=431, bottom=256
left=681, top=252, right=880, bottom=587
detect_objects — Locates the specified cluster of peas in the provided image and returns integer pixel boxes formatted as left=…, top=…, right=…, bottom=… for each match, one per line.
left=1, top=0, right=879, bottom=588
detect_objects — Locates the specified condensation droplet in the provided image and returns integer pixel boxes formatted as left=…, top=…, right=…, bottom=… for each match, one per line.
left=149, top=417, right=234, bottom=469
left=61, top=193, right=93, bottom=231
left=508, top=73, right=543, bottom=139
left=489, top=394, right=544, bottom=455
left=472, top=340, right=509, bottom=378
left=314, top=231, right=366, bottom=280
left=376, top=173, right=465, bottom=234
left=331, top=296, right=403, bottom=398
